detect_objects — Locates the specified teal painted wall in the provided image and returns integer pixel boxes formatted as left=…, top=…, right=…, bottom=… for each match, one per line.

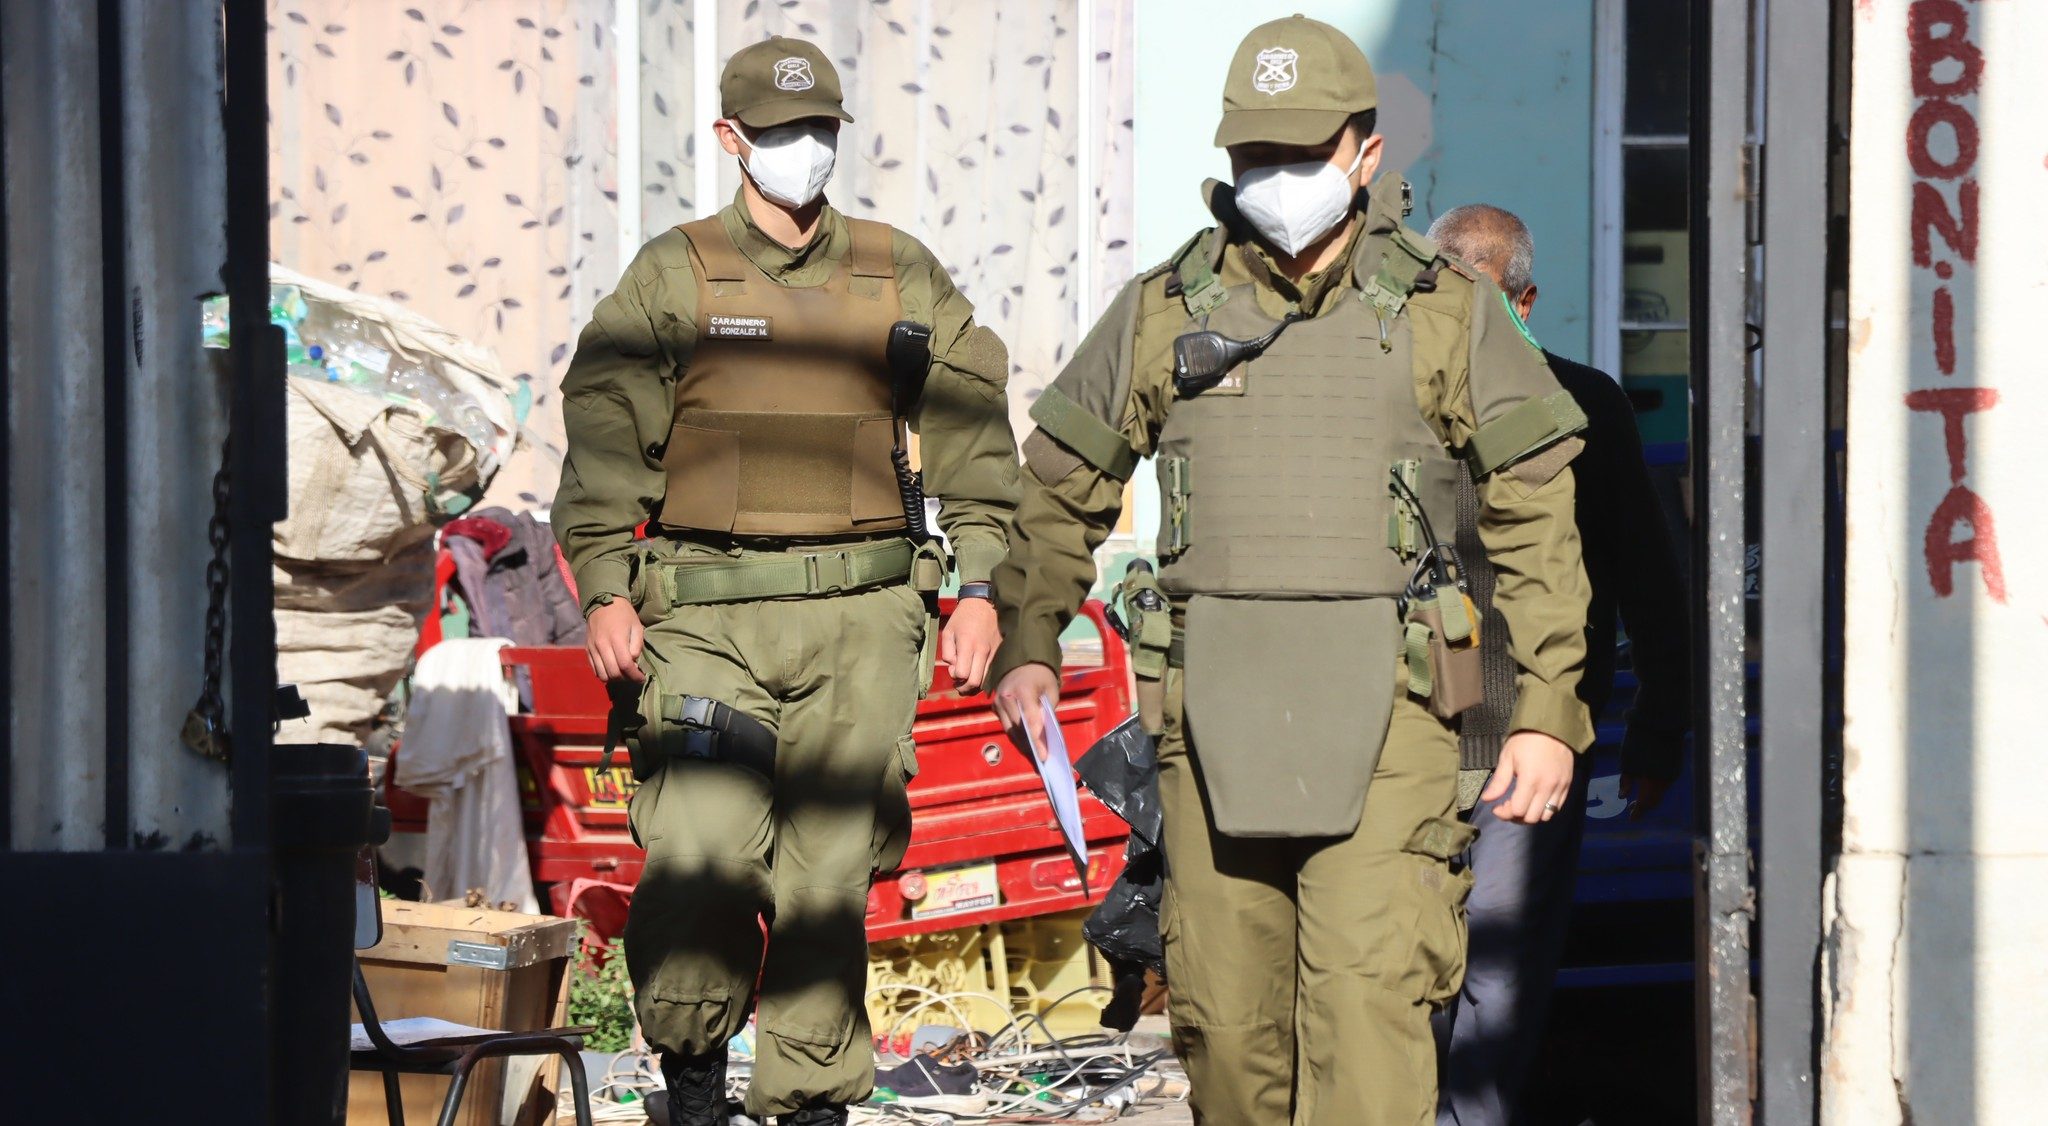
left=1131, top=0, right=1597, bottom=360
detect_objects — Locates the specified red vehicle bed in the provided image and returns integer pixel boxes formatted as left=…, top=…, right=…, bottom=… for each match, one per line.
left=387, top=599, right=1135, bottom=940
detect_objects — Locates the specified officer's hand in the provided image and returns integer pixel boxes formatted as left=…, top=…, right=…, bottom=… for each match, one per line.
left=585, top=600, right=646, bottom=685
left=991, top=663, right=1061, bottom=760
left=1484, top=731, right=1575, bottom=825
left=940, top=597, right=1001, bottom=694
left=1620, top=773, right=1674, bottom=820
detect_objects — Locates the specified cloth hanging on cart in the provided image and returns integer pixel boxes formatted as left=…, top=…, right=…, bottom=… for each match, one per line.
left=395, top=637, right=537, bottom=913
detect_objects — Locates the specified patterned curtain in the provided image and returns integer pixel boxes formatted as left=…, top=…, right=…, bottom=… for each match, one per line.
left=714, top=0, right=1136, bottom=435
left=268, top=0, right=622, bottom=509
left=270, top=0, right=1135, bottom=507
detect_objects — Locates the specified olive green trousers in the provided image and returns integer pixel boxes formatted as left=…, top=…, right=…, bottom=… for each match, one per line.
left=622, top=543, right=926, bottom=1117
left=1158, top=669, right=1473, bottom=1126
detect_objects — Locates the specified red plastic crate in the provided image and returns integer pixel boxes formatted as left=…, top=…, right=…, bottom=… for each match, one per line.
left=390, top=599, right=1136, bottom=941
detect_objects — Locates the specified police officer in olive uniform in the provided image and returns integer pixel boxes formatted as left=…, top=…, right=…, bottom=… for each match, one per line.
left=987, top=18, right=1594, bottom=1125
left=554, top=37, right=1018, bottom=1126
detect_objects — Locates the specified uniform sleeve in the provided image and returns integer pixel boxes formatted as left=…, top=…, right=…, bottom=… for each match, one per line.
left=1455, top=281, right=1598, bottom=751
left=552, top=236, right=697, bottom=615
left=988, top=276, right=1172, bottom=682
left=893, top=233, right=1020, bottom=584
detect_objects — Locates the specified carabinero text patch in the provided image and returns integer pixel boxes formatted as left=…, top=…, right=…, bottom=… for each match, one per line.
left=706, top=314, right=773, bottom=340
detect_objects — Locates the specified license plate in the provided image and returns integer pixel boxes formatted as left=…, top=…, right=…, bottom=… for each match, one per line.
left=582, top=768, right=639, bottom=810
left=911, top=862, right=1002, bottom=920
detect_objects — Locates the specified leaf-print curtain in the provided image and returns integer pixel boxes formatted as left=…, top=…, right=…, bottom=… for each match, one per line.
left=714, top=0, right=1135, bottom=435
left=269, top=0, right=622, bottom=509
left=270, top=0, right=1135, bottom=508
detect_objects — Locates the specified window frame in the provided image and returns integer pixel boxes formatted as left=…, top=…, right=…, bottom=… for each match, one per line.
left=1596, top=0, right=1696, bottom=378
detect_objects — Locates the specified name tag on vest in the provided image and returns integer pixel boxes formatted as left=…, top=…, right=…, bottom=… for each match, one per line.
left=706, top=314, right=773, bottom=340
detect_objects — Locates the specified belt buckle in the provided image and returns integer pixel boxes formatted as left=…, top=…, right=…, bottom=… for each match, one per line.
left=808, top=550, right=852, bottom=595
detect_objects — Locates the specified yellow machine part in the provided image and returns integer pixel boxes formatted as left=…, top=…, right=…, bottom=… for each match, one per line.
left=865, top=909, right=1111, bottom=1050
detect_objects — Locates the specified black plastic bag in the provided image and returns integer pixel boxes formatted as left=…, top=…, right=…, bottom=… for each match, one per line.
left=1084, top=842, right=1163, bottom=970
left=1078, top=714, right=1167, bottom=1025
left=1075, top=715, right=1161, bottom=849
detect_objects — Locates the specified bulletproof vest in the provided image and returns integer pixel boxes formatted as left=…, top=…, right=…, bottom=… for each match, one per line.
left=1152, top=232, right=1461, bottom=599
left=658, top=215, right=908, bottom=537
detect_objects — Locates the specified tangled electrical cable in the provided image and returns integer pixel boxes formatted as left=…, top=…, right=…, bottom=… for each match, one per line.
left=556, top=986, right=1187, bottom=1124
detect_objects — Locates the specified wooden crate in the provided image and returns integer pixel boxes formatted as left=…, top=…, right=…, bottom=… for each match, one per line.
left=350, top=900, right=578, bottom=1126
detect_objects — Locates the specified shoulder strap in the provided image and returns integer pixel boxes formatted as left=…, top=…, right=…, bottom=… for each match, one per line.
left=677, top=216, right=751, bottom=284
left=845, top=218, right=897, bottom=280
left=1167, top=228, right=1230, bottom=317
left=1358, top=224, right=1440, bottom=320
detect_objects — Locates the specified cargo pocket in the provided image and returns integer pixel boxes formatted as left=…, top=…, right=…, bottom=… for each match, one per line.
left=626, top=755, right=664, bottom=850
left=765, top=988, right=857, bottom=1067
left=1403, top=815, right=1479, bottom=1004
left=871, top=733, right=916, bottom=872
left=641, top=983, right=736, bottom=1054
left=661, top=422, right=739, bottom=531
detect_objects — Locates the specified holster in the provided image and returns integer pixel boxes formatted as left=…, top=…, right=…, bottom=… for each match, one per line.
left=601, top=684, right=776, bottom=780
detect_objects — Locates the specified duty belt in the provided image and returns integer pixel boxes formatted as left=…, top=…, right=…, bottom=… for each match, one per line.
left=657, top=537, right=918, bottom=606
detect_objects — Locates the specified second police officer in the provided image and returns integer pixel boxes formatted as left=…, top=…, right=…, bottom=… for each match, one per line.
left=553, top=37, right=1019, bottom=1126
left=988, top=16, right=1596, bottom=1124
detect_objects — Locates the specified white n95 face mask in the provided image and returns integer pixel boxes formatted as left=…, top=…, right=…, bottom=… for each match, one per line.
left=739, top=121, right=838, bottom=208
left=1232, top=142, right=1367, bottom=258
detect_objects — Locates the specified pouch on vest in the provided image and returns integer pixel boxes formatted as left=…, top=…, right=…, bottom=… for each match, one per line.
left=1403, top=591, right=1484, bottom=721
left=1390, top=459, right=1482, bottom=720
left=1116, top=559, right=1174, bottom=733
left=1161, top=458, right=1193, bottom=560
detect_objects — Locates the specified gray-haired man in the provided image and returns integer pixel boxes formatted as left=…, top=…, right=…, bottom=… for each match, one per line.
left=1426, top=204, right=1692, bottom=1126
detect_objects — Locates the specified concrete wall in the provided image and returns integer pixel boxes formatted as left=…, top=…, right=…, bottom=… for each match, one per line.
left=1828, top=1, right=2048, bottom=1120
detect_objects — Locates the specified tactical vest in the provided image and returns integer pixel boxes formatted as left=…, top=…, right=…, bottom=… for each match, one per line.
left=1152, top=227, right=1460, bottom=599
left=658, top=215, right=909, bottom=538
left=1133, top=215, right=1461, bottom=837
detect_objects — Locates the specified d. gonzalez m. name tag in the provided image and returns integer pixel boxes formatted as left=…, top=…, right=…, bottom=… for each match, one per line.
left=706, top=314, right=773, bottom=340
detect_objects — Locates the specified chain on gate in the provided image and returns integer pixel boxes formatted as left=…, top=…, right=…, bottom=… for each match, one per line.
left=181, top=438, right=233, bottom=763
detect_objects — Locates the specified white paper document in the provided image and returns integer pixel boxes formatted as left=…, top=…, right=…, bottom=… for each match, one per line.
left=1028, top=696, right=1090, bottom=894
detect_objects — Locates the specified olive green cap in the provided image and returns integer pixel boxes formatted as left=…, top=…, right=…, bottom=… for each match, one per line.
left=720, top=36, right=853, bottom=128
left=1214, top=15, right=1377, bottom=148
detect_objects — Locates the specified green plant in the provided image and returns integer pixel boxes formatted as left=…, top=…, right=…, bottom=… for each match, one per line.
left=568, top=936, right=636, bottom=1053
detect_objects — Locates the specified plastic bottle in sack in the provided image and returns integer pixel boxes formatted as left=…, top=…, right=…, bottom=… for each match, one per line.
left=268, top=284, right=308, bottom=328
left=281, top=321, right=312, bottom=367
left=417, top=381, right=457, bottom=425
left=455, top=401, right=493, bottom=450
left=325, top=347, right=383, bottom=392
left=287, top=344, right=333, bottom=384
left=384, top=363, right=424, bottom=404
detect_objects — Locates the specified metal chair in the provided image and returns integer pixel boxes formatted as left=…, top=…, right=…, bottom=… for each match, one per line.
left=349, top=849, right=596, bottom=1126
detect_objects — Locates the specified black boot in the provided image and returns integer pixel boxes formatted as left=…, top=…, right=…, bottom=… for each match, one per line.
left=779, top=1106, right=848, bottom=1126
left=656, top=1050, right=729, bottom=1126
